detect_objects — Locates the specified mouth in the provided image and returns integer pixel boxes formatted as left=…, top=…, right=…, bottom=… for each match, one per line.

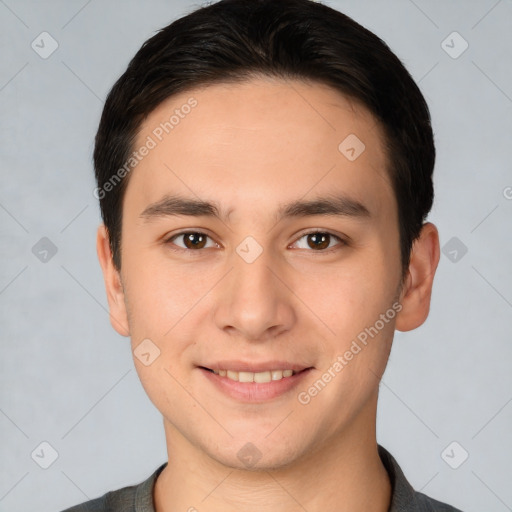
left=199, top=367, right=303, bottom=383
left=198, top=363, right=314, bottom=402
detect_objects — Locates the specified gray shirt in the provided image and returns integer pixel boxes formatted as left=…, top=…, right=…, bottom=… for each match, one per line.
left=61, top=445, right=463, bottom=511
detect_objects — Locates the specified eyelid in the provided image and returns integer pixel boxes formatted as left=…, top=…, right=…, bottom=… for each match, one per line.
left=164, top=229, right=220, bottom=253
left=289, top=229, right=347, bottom=252
left=164, top=228, right=347, bottom=254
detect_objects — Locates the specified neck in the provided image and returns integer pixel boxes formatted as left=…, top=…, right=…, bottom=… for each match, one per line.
left=154, top=401, right=391, bottom=512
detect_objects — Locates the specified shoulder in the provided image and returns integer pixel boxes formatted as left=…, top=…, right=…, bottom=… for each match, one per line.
left=413, top=490, right=464, bottom=511
left=59, top=485, right=135, bottom=512
left=377, top=445, right=465, bottom=512
left=60, top=462, right=167, bottom=512
left=60, top=494, right=109, bottom=511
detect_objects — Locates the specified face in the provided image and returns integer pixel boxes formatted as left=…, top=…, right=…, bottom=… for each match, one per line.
left=98, top=77, right=436, bottom=471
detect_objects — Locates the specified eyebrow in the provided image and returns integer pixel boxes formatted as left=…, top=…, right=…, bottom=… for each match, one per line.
left=139, top=193, right=372, bottom=223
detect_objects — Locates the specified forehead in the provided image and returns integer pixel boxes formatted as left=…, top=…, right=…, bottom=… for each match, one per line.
left=127, top=77, right=395, bottom=223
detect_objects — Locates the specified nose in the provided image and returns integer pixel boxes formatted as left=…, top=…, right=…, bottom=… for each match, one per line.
left=212, top=243, right=296, bottom=342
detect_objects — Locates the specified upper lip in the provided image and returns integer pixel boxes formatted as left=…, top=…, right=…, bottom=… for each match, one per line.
left=199, top=360, right=312, bottom=372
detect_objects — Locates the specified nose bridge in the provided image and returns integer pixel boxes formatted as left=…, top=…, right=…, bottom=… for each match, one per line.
left=233, top=244, right=275, bottom=300
left=213, top=238, right=294, bottom=340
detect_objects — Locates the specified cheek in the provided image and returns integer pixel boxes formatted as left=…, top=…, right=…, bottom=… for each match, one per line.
left=299, top=258, right=394, bottom=336
left=122, top=255, right=215, bottom=376
left=122, top=255, right=201, bottom=330
left=124, top=265, right=195, bottom=411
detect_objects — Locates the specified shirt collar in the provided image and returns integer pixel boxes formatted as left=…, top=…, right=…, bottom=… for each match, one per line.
left=378, top=444, right=420, bottom=511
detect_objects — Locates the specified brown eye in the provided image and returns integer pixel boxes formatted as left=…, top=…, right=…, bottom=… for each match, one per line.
left=293, top=231, right=345, bottom=251
left=307, top=232, right=330, bottom=250
left=183, top=232, right=207, bottom=249
left=167, top=231, right=215, bottom=251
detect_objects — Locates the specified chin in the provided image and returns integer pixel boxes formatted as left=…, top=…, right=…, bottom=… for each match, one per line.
left=204, top=436, right=308, bottom=472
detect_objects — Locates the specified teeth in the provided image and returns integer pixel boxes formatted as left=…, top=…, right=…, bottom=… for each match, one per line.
left=226, top=370, right=238, bottom=381
left=211, top=368, right=296, bottom=383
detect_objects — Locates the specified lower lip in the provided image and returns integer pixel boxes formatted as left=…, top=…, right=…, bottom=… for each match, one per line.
left=199, top=368, right=313, bottom=402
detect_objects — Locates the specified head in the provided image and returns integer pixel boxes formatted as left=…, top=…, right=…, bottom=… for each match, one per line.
left=96, top=0, right=439, bottom=470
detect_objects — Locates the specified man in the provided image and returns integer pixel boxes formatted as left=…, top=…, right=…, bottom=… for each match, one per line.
left=63, top=0, right=463, bottom=510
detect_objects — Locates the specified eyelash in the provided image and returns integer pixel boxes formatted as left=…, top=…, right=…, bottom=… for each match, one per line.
left=163, top=229, right=347, bottom=255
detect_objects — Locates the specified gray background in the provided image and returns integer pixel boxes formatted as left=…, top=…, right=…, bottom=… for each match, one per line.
left=1, top=0, right=511, bottom=510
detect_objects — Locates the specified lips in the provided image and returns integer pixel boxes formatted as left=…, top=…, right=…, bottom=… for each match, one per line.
left=198, top=359, right=313, bottom=398
left=199, top=360, right=310, bottom=373
left=202, top=368, right=296, bottom=383
left=199, top=364, right=313, bottom=402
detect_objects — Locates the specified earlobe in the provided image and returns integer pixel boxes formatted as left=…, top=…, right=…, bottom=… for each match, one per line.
left=96, top=224, right=130, bottom=337
left=395, top=222, right=440, bottom=332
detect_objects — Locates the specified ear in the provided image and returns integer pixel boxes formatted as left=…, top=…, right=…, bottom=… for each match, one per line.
left=96, top=224, right=130, bottom=337
left=395, top=222, right=440, bottom=332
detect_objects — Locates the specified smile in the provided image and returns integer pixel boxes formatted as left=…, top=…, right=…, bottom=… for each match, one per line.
left=205, top=368, right=296, bottom=383
left=199, top=365, right=313, bottom=402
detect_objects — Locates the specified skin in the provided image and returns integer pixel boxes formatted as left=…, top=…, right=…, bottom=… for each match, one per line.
left=97, top=76, right=440, bottom=512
